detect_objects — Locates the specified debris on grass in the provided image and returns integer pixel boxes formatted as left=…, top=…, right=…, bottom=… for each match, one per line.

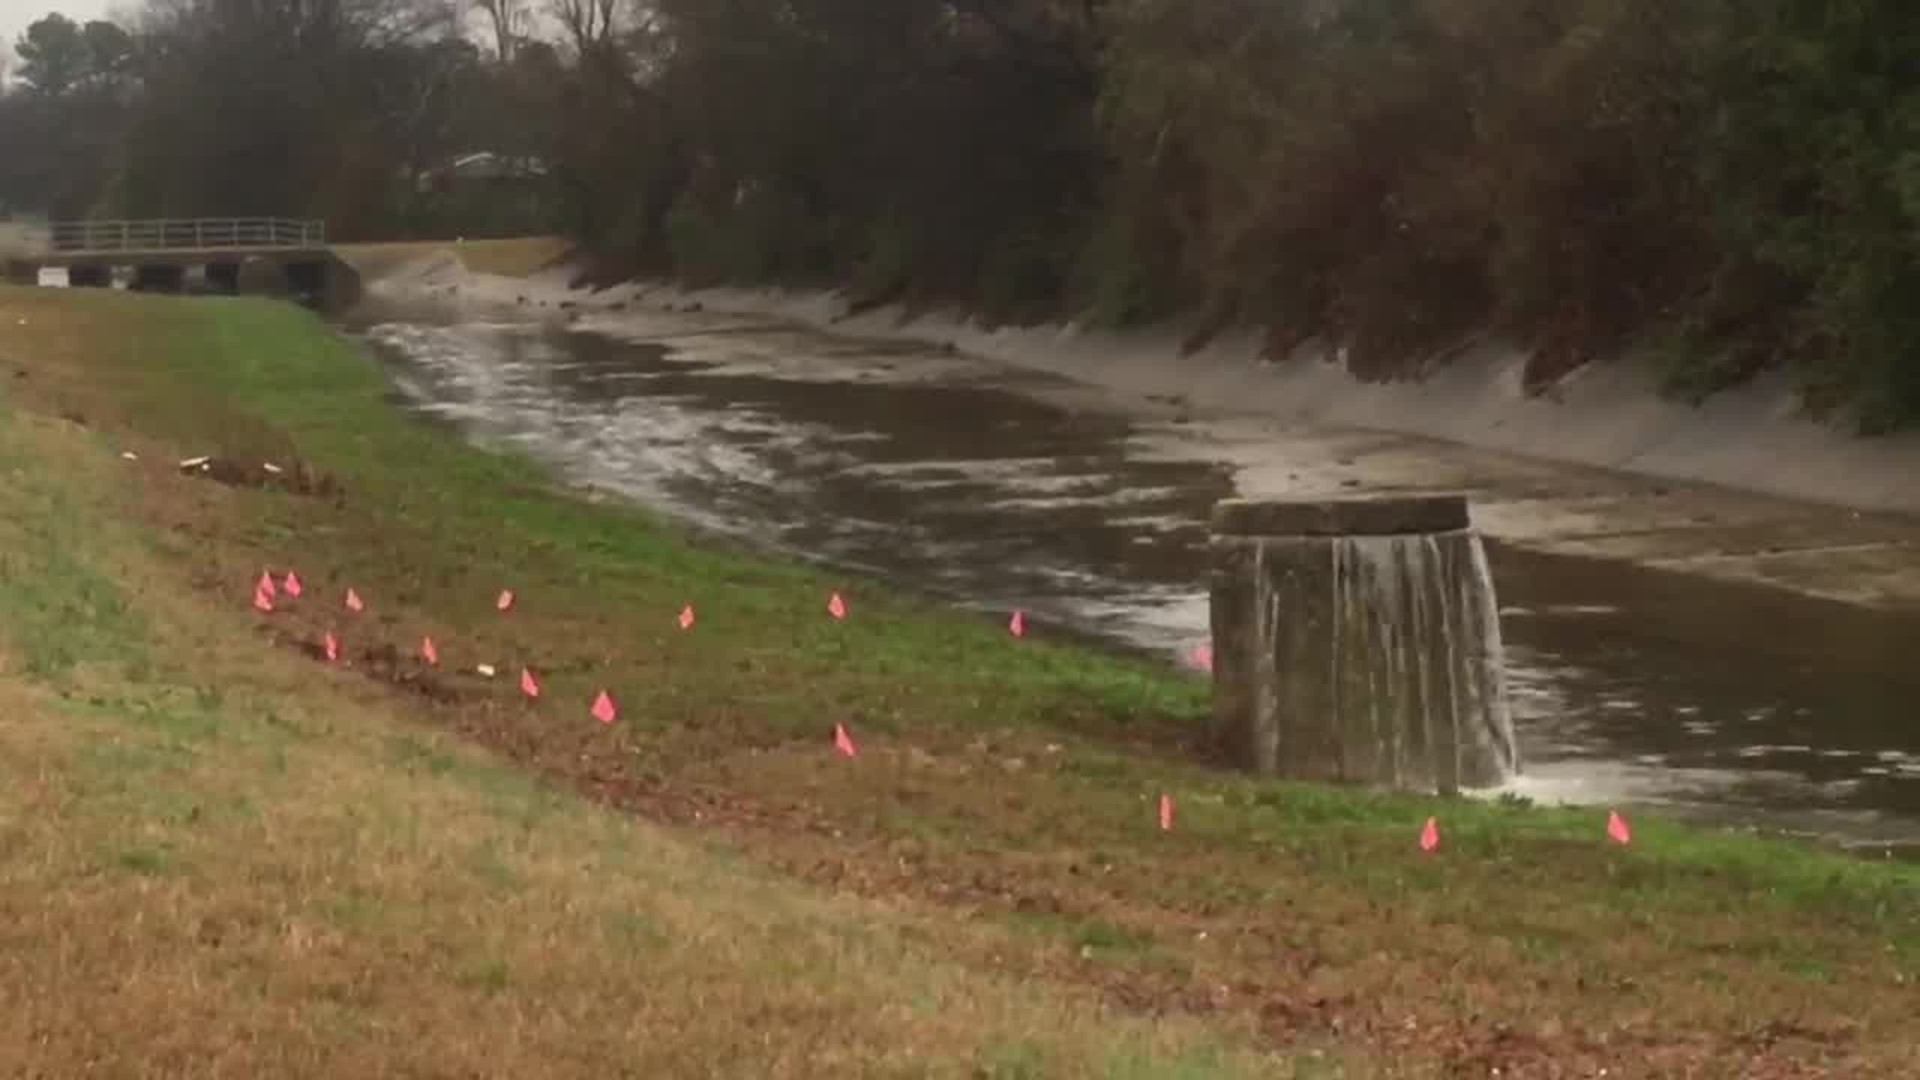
left=179, top=453, right=340, bottom=498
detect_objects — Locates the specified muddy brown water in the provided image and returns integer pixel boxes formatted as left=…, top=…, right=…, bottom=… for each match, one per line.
left=345, top=299, right=1920, bottom=855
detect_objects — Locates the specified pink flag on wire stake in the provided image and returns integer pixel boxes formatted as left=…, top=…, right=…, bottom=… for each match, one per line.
left=1607, top=810, right=1632, bottom=846
left=496, top=589, right=515, bottom=612
left=1159, top=793, right=1174, bottom=832
left=1009, top=610, right=1026, bottom=638
left=591, top=690, right=617, bottom=725
left=252, top=582, right=275, bottom=614
left=827, top=591, right=847, bottom=620
left=1419, top=816, right=1440, bottom=853
left=1190, top=644, right=1213, bottom=673
left=323, top=631, right=339, bottom=664
left=420, top=636, right=439, bottom=666
left=282, top=570, right=303, bottom=598
left=520, top=668, right=540, bottom=699
left=678, top=604, right=695, bottom=630
left=345, top=587, right=364, bottom=614
left=833, top=723, right=858, bottom=758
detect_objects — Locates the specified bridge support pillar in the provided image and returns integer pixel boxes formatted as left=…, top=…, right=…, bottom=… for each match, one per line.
left=67, top=263, right=111, bottom=288
left=132, top=264, right=186, bottom=294
left=236, top=257, right=289, bottom=298
left=285, top=256, right=362, bottom=312
left=204, top=261, right=240, bottom=294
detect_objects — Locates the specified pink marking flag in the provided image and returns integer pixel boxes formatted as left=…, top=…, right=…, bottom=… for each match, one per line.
left=252, top=579, right=275, bottom=614
left=827, top=591, right=847, bottom=620
left=1419, top=816, right=1440, bottom=853
left=1607, top=810, right=1632, bottom=846
left=1190, top=644, right=1214, bottom=673
left=1009, top=610, right=1026, bottom=638
left=520, top=667, right=540, bottom=699
left=591, top=690, right=617, bottom=725
left=1158, top=792, right=1174, bottom=832
left=678, top=604, right=695, bottom=630
left=282, top=570, right=303, bottom=598
left=323, top=631, right=339, bottom=664
left=496, top=589, right=515, bottom=612
left=420, top=636, right=439, bottom=666
left=345, top=587, right=364, bottom=614
left=833, top=723, right=858, bottom=758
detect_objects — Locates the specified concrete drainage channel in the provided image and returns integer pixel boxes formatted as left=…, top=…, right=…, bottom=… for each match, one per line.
left=337, top=286, right=1920, bottom=855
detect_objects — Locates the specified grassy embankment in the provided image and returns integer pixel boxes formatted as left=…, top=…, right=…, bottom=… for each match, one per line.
left=1, top=271, right=1917, bottom=1077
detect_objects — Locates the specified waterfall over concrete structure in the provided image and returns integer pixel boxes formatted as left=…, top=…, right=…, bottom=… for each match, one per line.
left=1208, top=495, right=1519, bottom=793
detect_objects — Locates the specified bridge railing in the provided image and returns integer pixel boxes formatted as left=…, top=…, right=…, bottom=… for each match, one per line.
left=46, top=218, right=327, bottom=254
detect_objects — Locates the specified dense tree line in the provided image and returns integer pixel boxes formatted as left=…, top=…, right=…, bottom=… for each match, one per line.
left=0, top=13, right=135, bottom=217
left=544, top=0, right=1920, bottom=430
left=0, top=1, right=555, bottom=238
left=5, top=1, right=1920, bottom=427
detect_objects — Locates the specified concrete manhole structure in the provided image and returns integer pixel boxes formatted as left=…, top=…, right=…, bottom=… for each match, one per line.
left=1208, top=494, right=1519, bottom=794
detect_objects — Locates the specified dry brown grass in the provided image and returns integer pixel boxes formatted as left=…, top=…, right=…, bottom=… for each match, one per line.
left=334, top=237, right=569, bottom=281
left=0, top=689, right=1265, bottom=1076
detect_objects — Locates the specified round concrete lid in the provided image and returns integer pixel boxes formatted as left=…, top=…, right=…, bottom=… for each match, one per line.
left=1210, top=494, right=1469, bottom=536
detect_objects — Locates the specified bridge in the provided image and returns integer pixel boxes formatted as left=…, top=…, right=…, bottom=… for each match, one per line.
left=3, top=217, right=360, bottom=310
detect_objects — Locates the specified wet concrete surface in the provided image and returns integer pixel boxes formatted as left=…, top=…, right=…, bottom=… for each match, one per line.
left=346, top=297, right=1920, bottom=852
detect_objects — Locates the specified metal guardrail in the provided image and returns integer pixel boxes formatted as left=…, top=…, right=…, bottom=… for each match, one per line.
left=46, top=218, right=327, bottom=254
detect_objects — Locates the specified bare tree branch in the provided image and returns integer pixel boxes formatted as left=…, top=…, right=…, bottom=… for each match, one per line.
left=473, top=0, right=523, bottom=61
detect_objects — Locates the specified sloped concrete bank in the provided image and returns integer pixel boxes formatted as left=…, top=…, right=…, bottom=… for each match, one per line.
left=679, top=289, right=1920, bottom=517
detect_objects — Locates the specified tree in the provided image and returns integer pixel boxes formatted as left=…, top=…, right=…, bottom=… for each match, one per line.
left=15, top=13, right=88, bottom=95
left=1697, top=0, right=1920, bottom=429
left=550, top=0, right=623, bottom=56
left=80, top=20, right=135, bottom=84
left=0, top=13, right=140, bottom=216
left=115, top=0, right=471, bottom=233
left=473, top=0, right=525, bottom=62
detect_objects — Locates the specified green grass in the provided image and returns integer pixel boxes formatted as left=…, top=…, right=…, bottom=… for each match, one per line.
left=3, top=285, right=1920, bottom=1075
left=0, top=339, right=1278, bottom=1076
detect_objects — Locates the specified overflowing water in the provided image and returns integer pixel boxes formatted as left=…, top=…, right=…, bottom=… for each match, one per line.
left=345, top=301, right=1920, bottom=853
left=1331, top=531, right=1519, bottom=789
left=1212, top=518, right=1519, bottom=793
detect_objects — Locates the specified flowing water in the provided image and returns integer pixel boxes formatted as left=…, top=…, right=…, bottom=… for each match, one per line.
left=1328, top=532, right=1519, bottom=791
left=345, top=297, right=1920, bottom=854
left=1212, top=523, right=1519, bottom=792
